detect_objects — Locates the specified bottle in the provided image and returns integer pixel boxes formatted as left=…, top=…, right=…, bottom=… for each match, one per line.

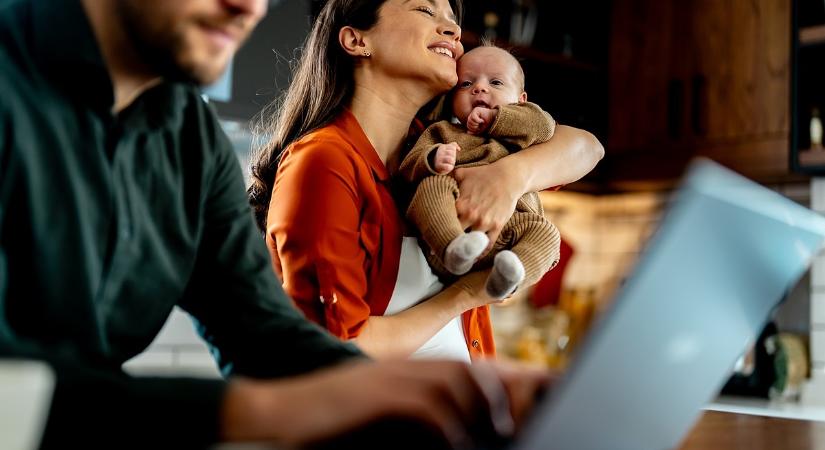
left=483, top=11, right=499, bottom=42
left=812, top=107, right=823, bottom=150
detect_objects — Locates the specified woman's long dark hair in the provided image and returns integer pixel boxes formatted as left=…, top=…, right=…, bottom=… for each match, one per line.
left=248, top=0, right=463, bottom=232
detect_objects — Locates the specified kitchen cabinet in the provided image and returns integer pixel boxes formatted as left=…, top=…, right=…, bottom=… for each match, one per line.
left=608, top=0, right=791, bottom=180
left=792, top=0, right=825, bottom=173
left=460, top=2, right=611, bottom=144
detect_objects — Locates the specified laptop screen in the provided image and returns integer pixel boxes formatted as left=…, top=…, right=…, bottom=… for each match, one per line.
left=514, top=159, right=825, bottom=450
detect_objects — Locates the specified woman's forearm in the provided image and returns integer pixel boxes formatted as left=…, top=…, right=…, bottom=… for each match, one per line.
left=351, top=273, right=487, bottom=358
left=503, top=125, right=604, bottom=194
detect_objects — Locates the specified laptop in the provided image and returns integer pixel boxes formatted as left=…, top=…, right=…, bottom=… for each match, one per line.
left=511, top=158, right=825, bottom=450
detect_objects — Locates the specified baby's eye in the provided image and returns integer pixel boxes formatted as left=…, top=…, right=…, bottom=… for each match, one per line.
left=458, top=80, right=473, bottom=88
left=416, top=6, right=436, bottom=16
left=491, top=79, right=505, bottom=86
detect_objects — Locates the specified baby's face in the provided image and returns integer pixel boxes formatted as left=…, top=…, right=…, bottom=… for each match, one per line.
left=451, top=47, right=526, bottom=126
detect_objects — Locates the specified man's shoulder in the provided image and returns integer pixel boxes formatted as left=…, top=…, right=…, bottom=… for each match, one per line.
left=0, top=1, right=47, bottom=114
left=171, top=84, right=231, bottom=147
left=0, top=0, right=36, bottom=78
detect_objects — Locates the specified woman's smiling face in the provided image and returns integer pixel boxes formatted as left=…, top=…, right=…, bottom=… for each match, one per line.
left=362, top=0, right=464, bottom=95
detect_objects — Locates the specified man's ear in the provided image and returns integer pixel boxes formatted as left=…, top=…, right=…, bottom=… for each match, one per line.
left=518, top=92, right=528, bottom=103
left=339, top=26, right=370, bottom=57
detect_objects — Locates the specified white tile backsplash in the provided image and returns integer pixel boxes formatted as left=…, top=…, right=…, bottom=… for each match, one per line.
left=151, top=308, right=205, bottom=346
left=812, top=330, right=825, bottom=365
left=530, top=184, right=825, bottom=404
left=122, top=307, right=220, bottom=378
left=811, top=178, right=825, bottom=212
left=812, top=290, right=825, bottom=326
left=811, top=253, right=825, bottom=289
left=539, top=190, right=664, bottom=308
left=122, top=350, right=174, bottom=371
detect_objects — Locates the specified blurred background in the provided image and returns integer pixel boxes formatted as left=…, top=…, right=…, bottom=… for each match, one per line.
left=130, top=0, right=825, bottom=418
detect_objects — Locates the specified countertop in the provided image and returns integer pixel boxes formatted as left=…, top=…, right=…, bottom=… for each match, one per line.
left=680, top=410, right=825, bottom=449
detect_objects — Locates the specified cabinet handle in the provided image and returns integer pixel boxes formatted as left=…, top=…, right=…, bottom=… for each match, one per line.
left=667, top=79, right=684, bottom=139
left=691, top=74, right=707, bottom=136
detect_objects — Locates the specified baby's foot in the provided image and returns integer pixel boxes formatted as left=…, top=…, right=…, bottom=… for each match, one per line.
left=486, top=250, right=525, bottom=299
left=444, top=231, right=489, bottom=275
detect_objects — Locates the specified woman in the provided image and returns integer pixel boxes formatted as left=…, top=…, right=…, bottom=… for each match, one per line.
left=248, top=0, right=603, bottom=360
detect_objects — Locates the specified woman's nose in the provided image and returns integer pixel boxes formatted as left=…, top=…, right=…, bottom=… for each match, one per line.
left=439, top=21, right=462, bottom=42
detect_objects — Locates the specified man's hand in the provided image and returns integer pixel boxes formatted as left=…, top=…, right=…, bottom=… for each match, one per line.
left=453, top=158, right=524, bottom=251
left=221, top=359, right=552, bottom=449
left=433, top=142, right=461, bottom=174
left=466, top=107, right=497, bottom=135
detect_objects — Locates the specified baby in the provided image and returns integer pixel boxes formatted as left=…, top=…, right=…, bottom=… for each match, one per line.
left=399, top=45, right=561, bottom=300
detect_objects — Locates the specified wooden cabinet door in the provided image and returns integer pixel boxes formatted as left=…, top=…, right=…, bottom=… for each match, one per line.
left=689, top=0, right=790, bottom=142
left=688, top=0, right=791, bottom=176
left=608, top=0, right=676, bottom=153
left=608, top=0, right=791, bottom=178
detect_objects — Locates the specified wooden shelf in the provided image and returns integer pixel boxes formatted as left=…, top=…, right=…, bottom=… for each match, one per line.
left=799, top=147, right=825, bottom=165
left=461, top=31, right=604, bottom=72
left=800, top=25, right=825, bottom=46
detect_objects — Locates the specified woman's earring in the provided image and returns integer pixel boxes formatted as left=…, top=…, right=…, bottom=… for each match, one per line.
left=362, top=50, right=372, bottom=57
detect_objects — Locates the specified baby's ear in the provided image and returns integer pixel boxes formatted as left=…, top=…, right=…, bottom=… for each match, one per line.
left=518, top=92, right=528, bottom=103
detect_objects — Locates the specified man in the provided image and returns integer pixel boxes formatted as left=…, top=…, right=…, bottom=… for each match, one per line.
left=0, top=0, right=547, bottom=448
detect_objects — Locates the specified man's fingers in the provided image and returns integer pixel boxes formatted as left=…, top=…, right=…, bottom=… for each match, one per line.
left=468, top=361, right=515, bottom=438
left=390, top=362, right=491, bottom=448
left=391, top=394, right=469, bottom=449
left=489, top=361, right=554, bottom=429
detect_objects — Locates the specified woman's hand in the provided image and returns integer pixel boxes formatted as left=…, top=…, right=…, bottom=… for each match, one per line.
left=452, top=125, right=604, bottom=247
left=453, top=159, right=524, bottom=249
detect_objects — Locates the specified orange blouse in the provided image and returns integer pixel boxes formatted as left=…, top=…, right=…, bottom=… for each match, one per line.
left=266, top=110, right=495, bottom=358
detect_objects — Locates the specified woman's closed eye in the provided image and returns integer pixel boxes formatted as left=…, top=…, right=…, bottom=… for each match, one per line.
left=415, top=5, right=436, bottom=16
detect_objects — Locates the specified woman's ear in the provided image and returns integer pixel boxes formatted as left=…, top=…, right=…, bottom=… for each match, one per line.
left=339, top=26, right=370, bottom=57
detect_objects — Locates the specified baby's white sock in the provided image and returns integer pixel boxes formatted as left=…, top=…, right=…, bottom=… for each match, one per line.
left=485, top=250, right=525, bottom=299
left=443, top=231, right=489, bottom=275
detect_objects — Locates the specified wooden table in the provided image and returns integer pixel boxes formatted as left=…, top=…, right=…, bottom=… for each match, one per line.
left=680, top=411, right=825, bottom=449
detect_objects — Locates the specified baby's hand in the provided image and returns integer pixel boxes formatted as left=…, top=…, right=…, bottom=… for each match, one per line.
left=466, top=107, right=497, bottom=135
left=433, top=142, right=461, bottom=174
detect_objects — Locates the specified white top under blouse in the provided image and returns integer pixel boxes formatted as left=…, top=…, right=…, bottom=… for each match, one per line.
left=384, top=237, right=471, bottom=363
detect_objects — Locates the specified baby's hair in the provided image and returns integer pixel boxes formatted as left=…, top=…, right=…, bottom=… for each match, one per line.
left=471, top=38, right=526, bottom=92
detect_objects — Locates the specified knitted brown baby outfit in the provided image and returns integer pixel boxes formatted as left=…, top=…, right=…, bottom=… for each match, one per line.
left=399, top=101, right=562, bottom=290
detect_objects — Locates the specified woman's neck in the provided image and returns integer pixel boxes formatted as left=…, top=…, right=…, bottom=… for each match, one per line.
left=349, top=77, right=435, bottom=169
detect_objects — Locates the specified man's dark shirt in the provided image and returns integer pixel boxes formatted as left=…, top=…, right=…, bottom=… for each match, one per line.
left=0, top=0, right=361, bottom=447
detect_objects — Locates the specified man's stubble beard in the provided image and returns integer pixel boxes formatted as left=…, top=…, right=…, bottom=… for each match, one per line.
left=115, top=0, right=226, bottom=85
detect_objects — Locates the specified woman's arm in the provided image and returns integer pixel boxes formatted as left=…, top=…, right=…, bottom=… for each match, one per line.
left=502, top=124, right=604, bottom=191
left=352, top=271, right=491, bottom=358
left=453, top=125, right=604, bottom=241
